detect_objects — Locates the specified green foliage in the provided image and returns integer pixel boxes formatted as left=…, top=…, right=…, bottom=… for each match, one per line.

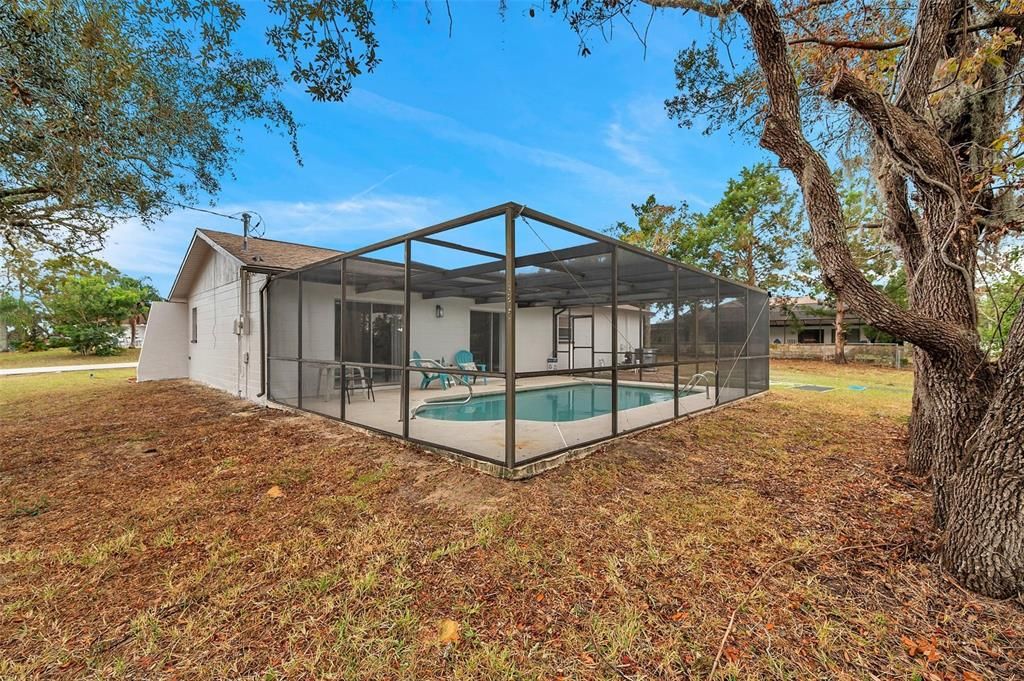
left=687, top=162, right=801, bottom=290
left=614, top=163, right=803, bottom=291
left=0, top=292, right=45, bottom=350
left=45, top=275, right=128, bottom=354
left=1, top=0, right=301, bottom=254
left=38, top=264, right=160, bottom=355
left=611, top=195, right=691, bottom=255
left=978, top=246, right=1024, bottom=355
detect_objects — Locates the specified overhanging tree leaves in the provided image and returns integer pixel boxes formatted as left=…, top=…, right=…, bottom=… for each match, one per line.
left=1, top=0, right=383, bottom=255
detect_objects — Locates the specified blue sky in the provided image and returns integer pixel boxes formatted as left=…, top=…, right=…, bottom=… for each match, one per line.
left=102, top=2, right=768, bottom=295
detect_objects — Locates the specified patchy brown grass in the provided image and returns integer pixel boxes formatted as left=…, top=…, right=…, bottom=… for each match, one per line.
left=1, top=363, right=1021, bottom=680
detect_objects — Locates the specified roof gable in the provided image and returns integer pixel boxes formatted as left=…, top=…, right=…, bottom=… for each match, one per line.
left=166, top=228, right=342, bottom=302
left=197, top=229, right=341, bottom=271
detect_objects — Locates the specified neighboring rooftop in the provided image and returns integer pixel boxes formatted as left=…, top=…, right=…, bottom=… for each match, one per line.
left=197, top=228, right=342, bottom=271
left=769, top=296, right=865, bottom=325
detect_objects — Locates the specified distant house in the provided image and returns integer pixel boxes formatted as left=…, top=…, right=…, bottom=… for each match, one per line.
left=768, top=296, right=871, bottom=344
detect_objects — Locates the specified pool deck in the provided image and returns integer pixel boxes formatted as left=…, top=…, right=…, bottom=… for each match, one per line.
left=296, top=375, right=746, bottom=464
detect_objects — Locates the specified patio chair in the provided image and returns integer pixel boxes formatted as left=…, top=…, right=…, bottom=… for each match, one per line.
left=411, top=351, right=451, bottom=390
left=343, top=366, right=375, bottom=403
left=453, top=349, right=487, bottom=385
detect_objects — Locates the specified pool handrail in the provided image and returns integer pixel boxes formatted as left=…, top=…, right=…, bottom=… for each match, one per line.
left=408, top=357, right=474, bottom=419
left=683, top=370, right=716, bottom=399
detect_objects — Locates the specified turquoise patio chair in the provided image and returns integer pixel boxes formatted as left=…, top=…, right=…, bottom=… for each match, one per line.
left=453, top=349, right=487, bottom=385
left=411, top=351, right=451, bottom=390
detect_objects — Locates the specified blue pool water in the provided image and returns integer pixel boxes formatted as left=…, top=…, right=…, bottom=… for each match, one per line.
left=417, top=383, right=678, bottom=422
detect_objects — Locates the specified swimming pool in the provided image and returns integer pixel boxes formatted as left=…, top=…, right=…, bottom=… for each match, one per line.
left=417, top=382, right=680, bottom=422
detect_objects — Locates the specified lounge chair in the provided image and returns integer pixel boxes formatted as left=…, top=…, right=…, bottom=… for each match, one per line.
left=411, top=351, right=451, bottom=390
left=453, top=349, right=487, bottom=385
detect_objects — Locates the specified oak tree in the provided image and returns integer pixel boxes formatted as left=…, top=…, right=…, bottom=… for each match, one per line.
left=2, top=0, right=378, bottom=254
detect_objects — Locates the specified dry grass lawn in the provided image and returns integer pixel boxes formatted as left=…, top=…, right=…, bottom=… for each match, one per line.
left=1, top=361, right=1021, bottom=679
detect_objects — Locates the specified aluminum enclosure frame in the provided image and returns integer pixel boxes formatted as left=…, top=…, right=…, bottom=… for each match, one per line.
left=265, top=202, right=770, bottom=474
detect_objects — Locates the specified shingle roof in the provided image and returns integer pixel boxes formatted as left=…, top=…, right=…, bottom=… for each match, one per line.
left=198, top=229, right=341, bottom=271
left=768, top=300, right=865, bottom=325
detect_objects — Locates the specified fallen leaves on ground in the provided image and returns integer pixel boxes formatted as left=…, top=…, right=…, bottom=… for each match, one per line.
left=1, top=361, right=1021, bottom=679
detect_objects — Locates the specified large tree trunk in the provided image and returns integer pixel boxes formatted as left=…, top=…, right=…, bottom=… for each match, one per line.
left=906, top=348, right=933, bottom=476
left=721, top=0, right=1023, bottom=596
left=944, top=322, right=1024, bottom=597
left=918, top=354, right=995, bottom=527
left=833, top=300, right=847, bottom=364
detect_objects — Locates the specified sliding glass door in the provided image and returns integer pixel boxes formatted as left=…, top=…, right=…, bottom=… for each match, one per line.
left=470, top=311, right=503, bottom=372
left=342, top=301, right=404, bottom=384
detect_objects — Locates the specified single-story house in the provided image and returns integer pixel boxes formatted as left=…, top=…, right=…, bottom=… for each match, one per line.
left=139, top=203, right=769, bottom=476
left=768, top=295, right=871, bottom=344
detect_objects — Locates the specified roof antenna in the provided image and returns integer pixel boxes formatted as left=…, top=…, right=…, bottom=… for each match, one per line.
left=241, top=212, right=252, bottom=252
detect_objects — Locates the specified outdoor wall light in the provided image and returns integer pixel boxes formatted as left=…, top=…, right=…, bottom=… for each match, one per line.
left=435, top=305, right=444, bottom=319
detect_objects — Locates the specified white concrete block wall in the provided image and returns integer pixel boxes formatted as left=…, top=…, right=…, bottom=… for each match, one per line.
left=242, top=272, right=267, bottom=402
left=268, top=276, right=299, bottom=358
left=409, top=295, right=472, bottom=364
left=187, top=273, right=242, bottom=396
left=137, top=302, right=188, bottom=381
left=183, top=249, right=265, bottom=401
left=301, top=281, right=340, bottom=362
left=515, top=307, right=556, bottom=372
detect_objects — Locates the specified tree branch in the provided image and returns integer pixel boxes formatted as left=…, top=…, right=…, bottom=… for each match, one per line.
left=871, top=145, right=926, bottom=271
left=788, top=11, right=1024, bottom=51
left=640, top=0, right=742, bottom=18
left=895, top=0, right=958, bottom=113
left=735, top=0, right=972, bottom=358
left=999, top=294, right=1024, bottom=372
left=788, top=35, right=908, bottom=50
left=827, top=71, right=962, bottom=194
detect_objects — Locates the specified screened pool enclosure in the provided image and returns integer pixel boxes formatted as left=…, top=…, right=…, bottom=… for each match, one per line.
left=266, top=203, right=769, bottom=475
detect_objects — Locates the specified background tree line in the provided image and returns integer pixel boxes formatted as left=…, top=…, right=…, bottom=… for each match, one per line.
left=0, top=249, right=159, bottom=356
left=614, top=162, right=1021, bottom=364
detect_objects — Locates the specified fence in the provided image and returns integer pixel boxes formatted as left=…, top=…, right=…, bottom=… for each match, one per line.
left=770, top=342, right=908, bottom=368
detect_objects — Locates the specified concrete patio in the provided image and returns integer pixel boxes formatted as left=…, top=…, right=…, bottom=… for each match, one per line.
left=298, top=374, right=744, bottom=463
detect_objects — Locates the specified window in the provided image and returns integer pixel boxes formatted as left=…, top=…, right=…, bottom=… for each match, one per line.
left=557, top=314, right=571, bottom=343
left=191, top=307, right=198, bottom=343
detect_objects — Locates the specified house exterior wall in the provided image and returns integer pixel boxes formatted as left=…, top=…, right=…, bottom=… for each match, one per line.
left=274, top=283, right=646, bottom=375
left=137, top=302, right=188, bottom=381
left=550, top=306, right=644, bottom=371
left=769, top=321, right=867, bottom=344
left=409, top=295, right=472, bottom=365
left=183, top=249, right=266, bottom=402
left=242, top=272, right=266, bottom=400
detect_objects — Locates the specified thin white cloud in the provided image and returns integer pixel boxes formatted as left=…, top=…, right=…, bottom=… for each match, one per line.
left=101, top=192, right=443, bottom=296
left=604, top=121, right=664, bottom=175
left=350, top=90, right=645, bottom=197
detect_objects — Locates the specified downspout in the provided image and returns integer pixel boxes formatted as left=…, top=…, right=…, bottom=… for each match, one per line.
left=238, top=267, right=248, bottom=397
left=256, top=276, right=271, bottom=398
